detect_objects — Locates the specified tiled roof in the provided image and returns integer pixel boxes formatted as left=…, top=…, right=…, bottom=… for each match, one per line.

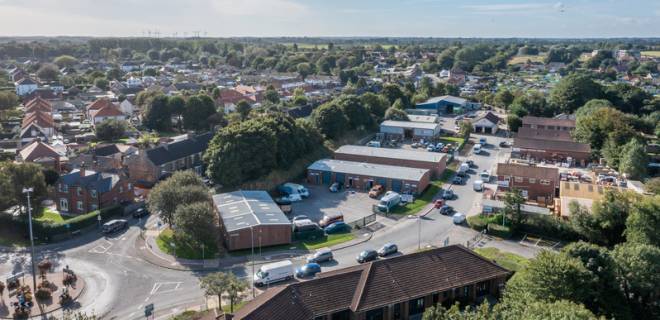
left=145, top=133, right=213, bottom=166
left=496, top=163, right=559, bottom=181
left=86, top=98, right=114, bottom=111
left=19, top=140, right=60, bottom=162
left=514, top=137, right=591, bottom=153
left=59, top=169, right=121, bottom=193
left=22, top=111, right=54, bottom=129
left=90, top=104, right=125, bottom=118
left=233, top=245, right=511, bottom=320
left=522, top=116, right=576, bottom=128
left=24, top=97, right=52, bottom=112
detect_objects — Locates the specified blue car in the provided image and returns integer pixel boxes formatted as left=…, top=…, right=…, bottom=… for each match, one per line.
left=295, top=263, right=321, bottom=278
left=324, top=221, right=350, bottom=234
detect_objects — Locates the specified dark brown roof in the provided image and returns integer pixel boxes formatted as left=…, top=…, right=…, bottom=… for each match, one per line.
left=233, top=245, right=511, bottom=320
left=522, top=116, right=576, bottom=128
left=516, top=127, right=574, bottom=142
left=497, top=163, right=559, bottom=181
left=514, top=137, right=591, bottom=153
left=472, top=111, right=500, bottom=125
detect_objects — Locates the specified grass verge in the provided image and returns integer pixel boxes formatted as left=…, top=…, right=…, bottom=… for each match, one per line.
left=474, top=247, right=529, bottom=272
left=389, top=180, right=443, bottom=215
left=34, top=207, right=66, bottom=223
left=222, top=301, right=248, bottom=314
left=156, top=228, right=219, bottom=260
left=299, top=233, right=356, bottom=250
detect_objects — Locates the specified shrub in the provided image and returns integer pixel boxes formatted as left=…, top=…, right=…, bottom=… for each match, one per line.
left=32, top=205, right=123, bottom=239
left=35, top=286, right=52, bottom=300
left=63, top=273, right=77, bottom=286
left=518, top=214, right=581, bottom=241
left=468, top=215, right=488, bottom=231
left=488, top=223, right=513, bottom=239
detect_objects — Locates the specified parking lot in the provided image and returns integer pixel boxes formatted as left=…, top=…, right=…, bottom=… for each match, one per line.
left=290, top=184, right=378, bottom=224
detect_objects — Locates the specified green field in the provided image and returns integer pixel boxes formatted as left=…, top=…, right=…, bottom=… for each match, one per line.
left=641, top=51, right=660, bottom=58
left=156, top=229, right=219, bottom=260
left=507, top=54, right=545, bottom=65
left=474, top=247, right=529, bottom=272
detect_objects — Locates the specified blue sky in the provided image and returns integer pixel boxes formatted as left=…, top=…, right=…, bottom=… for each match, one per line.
left=0, top=0, right=658, bottom=37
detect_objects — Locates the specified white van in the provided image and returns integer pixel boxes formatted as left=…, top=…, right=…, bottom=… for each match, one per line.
left=473, top=144, right=482, bottom=154
left=377, top=191, right=401, bottom=212
left=366, top=140, right=381, bottom=148
left=253, top=260, right=294, bottom=287
left=473, top=180, right=484, bottom=192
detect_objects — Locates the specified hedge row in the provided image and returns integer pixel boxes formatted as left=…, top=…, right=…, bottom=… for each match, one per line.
left=487, top=223, right=513, bottom=239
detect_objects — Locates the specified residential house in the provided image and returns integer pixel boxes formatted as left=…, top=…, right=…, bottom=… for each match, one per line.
left=125, top=133, right=213, bottom=186
left=230, top=245, right=511, bottom=320
left=55, top=166, right=133, bottom=214
left=89, top=103, right=126, bottom=125
left=120, top=62, right=141, bottom=72
left=15, top=78, right=38, bottom=96
left=118, top=100, right=135, bottom=116
left=17, top=140, right=63, bottom=171
left=496, top=163, right=558, bottom=205
left=216, top=88, right=251, bottom=113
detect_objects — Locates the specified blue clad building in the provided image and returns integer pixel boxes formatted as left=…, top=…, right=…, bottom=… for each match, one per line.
left=415, top=95, right=480, bottom=114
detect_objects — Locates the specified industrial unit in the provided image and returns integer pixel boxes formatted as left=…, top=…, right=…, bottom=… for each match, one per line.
left=334, top=145, right=447, bottom=178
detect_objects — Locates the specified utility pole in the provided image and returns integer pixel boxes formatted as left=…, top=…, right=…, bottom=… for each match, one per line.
left=22, top=188, right=37, bottom=291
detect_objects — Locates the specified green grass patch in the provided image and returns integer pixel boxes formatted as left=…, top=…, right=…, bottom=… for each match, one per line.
left=222, top=301, right=248, bottom=314
left=641, top=51, right=660, bottom=58
left=507, top=55, right=545, bottom=65
left=439, top=161, right=459, bottom=183
left=438, top=136, right=464, bottom=145
left=474, top=247, right=529, bottom=272
left=467, top=213, right=505, bottom=231
left=299, top=233, right=355, bottom=250
left=389, top=180, right=443, bottom=215
left=156, top=228, right=219, bottom=260
left=34, top=208, right=66, bottom=223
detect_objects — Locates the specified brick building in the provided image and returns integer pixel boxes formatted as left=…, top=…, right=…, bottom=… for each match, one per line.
left=307, top=159, right=431, bottom=194
left=333, top=145, right=447, bottom=178
left=496, top=163, right=559, bottom=205
left=521, top=116, right=576, bottom=131
left=513, top=137, right=592, bottom=166
left=55, top=166, right=133, bottom=214
left=229, top=245, right=511, bottom=320
left=213, top=190, right=292, bottom=251
left=379, top=120, right=441, bottom=140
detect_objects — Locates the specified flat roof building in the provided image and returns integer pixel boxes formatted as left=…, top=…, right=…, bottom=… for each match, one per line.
left=213, top=190, right=292, bottom=251
left=334, top=145, right=447, bottom=178
left=380, top=120, right=441, bottom=140
left=307, top=159, right=431, bottom=194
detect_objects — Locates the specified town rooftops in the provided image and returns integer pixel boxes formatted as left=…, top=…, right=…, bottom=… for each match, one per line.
left=335, top=145, right=447, bottom=163
left=59, top=169, right=121, bottom=193
left=212, top=190, right=291, bottom=232
left=522, top=116, right=576, bottom=128
left=19, top=140, right=60, bottom=162
left=380, top=120, right=440, bottom=130
left=145, top=132, right=213, bottom=166
left=232, top=245, right=511, bottom=320
left=514, top=137, right=591, bottom=153
left=516, top=127, right=574, bottom=142
left=481, top=199, right=551, bottom=215
left=308, top=159, right=429, bottom=181
left=16, top=78, right=37, bottom=85
left=497, top=163, right=559, bottom=181
left=406, top=114, right=438, bottom=123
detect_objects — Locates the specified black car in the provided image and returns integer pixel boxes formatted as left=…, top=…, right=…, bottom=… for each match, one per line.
left=356, top=249, right=378, bottom=263
left=439, top=205, right=454, bottom=215
left=132, top=208, right=149, bottom=218
left=499, top=141, right=511, bottom=148
left=452, top=176, right=463, bottom=185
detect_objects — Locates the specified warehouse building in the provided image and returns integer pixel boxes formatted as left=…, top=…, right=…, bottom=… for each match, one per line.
left=379, top=120, right=441, bottom=140
left=213, top=190, right=292, bottom=251
left=307, top=159, right=431, bottom=194
left=334, top=145, right=447, bottom=178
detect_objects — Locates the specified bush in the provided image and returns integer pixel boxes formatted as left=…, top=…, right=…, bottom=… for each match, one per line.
left=63, top=273, right=77, bottom=287
left=518, top=214, right=581, bottom=241
left=468, top=215, right=488, bottom=231
left=488, top=223, right=513, bottom=239
left=35, top=286, right=52, bottom=300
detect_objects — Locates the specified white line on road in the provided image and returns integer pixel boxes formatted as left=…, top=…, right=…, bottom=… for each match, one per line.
left=137, top=304, right=143, bottom=310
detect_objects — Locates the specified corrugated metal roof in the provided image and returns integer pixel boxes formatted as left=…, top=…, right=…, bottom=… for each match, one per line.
left=380, top=120, right=440, bottom=130
left=213, top=190, right=291, bottom=232
left=335, top=145, right=446, bottom=163
left=308, top=159, right=429, bottom=181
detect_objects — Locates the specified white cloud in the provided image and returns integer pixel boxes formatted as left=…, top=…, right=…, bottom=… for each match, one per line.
left=211, top=0, right=308, bottom=17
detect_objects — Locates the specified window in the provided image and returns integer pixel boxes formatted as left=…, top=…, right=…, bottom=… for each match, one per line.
left=463, top=285, right=470, bottom=297
left=393, top=303, right=402, bottom=320
left=541, top=179, right=551, bottom=186
left=59, top=199, right=68, bottom=212
left=59, top=184, right=68, bottom=193
left=365, top=308, right=384, bottom=320
left=514, top=176, right=523, bottom=183
left=409, top=297, right=425, bottom=315
left=503, top=175, right=511, bottom=181
left=528, top=178, right=536, bottom=184
left=119, top=186, right=123, bottom=193
left=76, top=187, right=82, bottom=196
left=128, top=183, right=132, bottom=190
left=90, top=190, right=97, bottom=198
left=77, top=201, right=83, bottom=211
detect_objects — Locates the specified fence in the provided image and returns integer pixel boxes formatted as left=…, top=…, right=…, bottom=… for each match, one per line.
left=346, top=213, right=376, bottom=230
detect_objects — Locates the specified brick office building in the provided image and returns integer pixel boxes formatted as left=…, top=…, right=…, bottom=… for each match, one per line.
left=55, top=166, right=133, bottom=214
left=496, top=163, right=559, bottom=205
left=307, top=159, right=431, bottom=194
left=521, top=116, right=576, bottom=131
left=513, top=137, right=592, bottom=166
left=229, top=245, right=511, bottom=320
left=333, top=145, right=447, bottom=178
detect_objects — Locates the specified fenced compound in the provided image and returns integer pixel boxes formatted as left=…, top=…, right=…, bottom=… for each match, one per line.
left=346, top=213, right=376, bottom=229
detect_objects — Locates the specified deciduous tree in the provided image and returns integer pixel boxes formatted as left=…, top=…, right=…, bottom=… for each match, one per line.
left=95, top=119, right=127, bottom=141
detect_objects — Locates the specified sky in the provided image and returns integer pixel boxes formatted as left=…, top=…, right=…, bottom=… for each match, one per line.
left=0, top=0, right=658, bottom=38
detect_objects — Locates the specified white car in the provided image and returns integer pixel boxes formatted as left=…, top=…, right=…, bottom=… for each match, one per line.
left=473, top=180, right=484, bottom=192
left=452, top=213, right=466, bottom=224
left=480, top=170, right=491, bottom=182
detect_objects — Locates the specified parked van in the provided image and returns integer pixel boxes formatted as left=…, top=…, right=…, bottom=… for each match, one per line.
left=102, top=219, right=127, bottom=234
left=319, top=213, right=344, bottom=227
left=366, top=140, right=381, bottom=148
left=279, top=183, right=310, bottom=198
left=473, top=144, right=482, bottom=154
left=377, top=191, right=401, bottom=212
left=293, top=219, right=322, bottom=232
left=473, top=180, right=484, bottom=192
left=458, top=163, right=470, bottom=175
left=253, top=260, right=294, bottom=287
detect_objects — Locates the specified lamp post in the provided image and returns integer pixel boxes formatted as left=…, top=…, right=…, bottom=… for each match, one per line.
left=250, top=226, right=255, bottom=298
left=417, top=215, right=422, bottom=250
left=22, top=187, right=37, bottom=291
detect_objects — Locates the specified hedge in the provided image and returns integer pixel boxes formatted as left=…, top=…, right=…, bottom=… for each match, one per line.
left=467, top=215, right=488, bottom=231
left=487, top=223, right=513, bottom=239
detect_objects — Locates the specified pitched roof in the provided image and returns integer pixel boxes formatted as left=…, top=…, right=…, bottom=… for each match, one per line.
left=19, top=140, right=60, bottom=162
left=90, top=104, right=125, bottom=118
left=86, top=98, right=114, bottom=112
left=145, top=133, right=213, bottom=166
left=24, top=97, right=52, bottom=112
left=496, top=163, right=559, bottom=181
left=233, top=245, right=511, bottom=320
left=522, top=116, right=576, bottom=128
left=22, top=111, right=54, bottom=129
left=16, top=78, right=37, bottom=85
left=514, top=137, right=591, bottom=153
left=59, top=169, right=122, bottom=193
left=516, top=127, right=574, bottom=142
left=472, top=111, right=500, bottom=124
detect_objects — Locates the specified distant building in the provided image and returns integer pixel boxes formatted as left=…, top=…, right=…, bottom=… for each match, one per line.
left=496, top=163, right=558, bottom=205
left=415, top=95, right=479, bottom=114
left=334, top=145, right=447, bottom=178
left=471, top=112, right=500, bottom=134
left=15, top=78, right=38, bottom=96
left=17, top=140, right=63, bottom=172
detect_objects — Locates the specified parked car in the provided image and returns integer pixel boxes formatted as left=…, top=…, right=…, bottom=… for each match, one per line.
left=480, top=170, right=491, bottom=182
left=426, top=145, right=436, bottom=152
left=479, top=137, right=487, bottom=145
left=377, top=243, right=398, bottom=257
left=102, top=219, right=128, bottom=234
left=324, top=221, right=350, bottom=234
left=433, top=199, right=445, bottom=209
left=292, top=215, right=309, bottom=222
left=368, top=185, right=384, bottom=198
left=377, top=191, right=401, bottom=212
left=411, top=142, right=420, bottom=149
left=366, top=140, right=381, bottom=147
left=279, top=183, right=310, bottom=198
left=276, top=193, right=302, bottom=203
left=442, top=145, right=452, bottom=153
left=452, top=176, right=463, bottom=185
left=466, top=160, right=475, bottom=167
left=458, top=163, right=470, bottom=175
left=306, top=248, right=333, bottom=263
left=473, top=144, right=482, bottom=154
left=473, top=180, right=484, bottom=192
left=295, top=263, right=322, bottom=278
left=439, top=205, right=454, bottom=215
left=435, top=143, right=444, bottom=150
left=329, top=182, right=340, bottom=193
left=293, top=219, right=322, bottom=233
left=319, top=213, right=344, bottom=227
left=356, top=249, right=378, bottom=263
left=132, top=207, right=149, bottom=218
left=254, top=260, right=294, bottom=286
left=440, top=189, right=455, bottom=200
left=452, top=213, right=466, bottom=224
left=499, top=141, right=510, bottom=148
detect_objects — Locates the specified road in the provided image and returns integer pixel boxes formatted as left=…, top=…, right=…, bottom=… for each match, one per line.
left=0, top=132, right=514, bottom=320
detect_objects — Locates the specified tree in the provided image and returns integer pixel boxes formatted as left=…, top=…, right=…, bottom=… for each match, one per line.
left=498, top=300, right=599, bottom=320
left=507, top=114, right=522, bottom=132
left=173, top=202, right=217, bottom=246
left=42, top=169, right=59, bottom=186
left=423, top=303, right=492, bottom=320
left=612, top=243, right=660, bottom=319
left=0, top=91, right=19, bottom=112
left=311, top=103, right=349, bottom=139
left=147, top=171, right=208, bottom=225
left=168, top=95, right=186, bottom=129
left=360, top=92, right=389, bottom=120
left=549, top=73, right=603, bottom=114
left=625, top=195, right=660, bottom=247
left=142, top=94, right=172, bottom=132
left=574, top=107, right=637, bottom=152
left=381, top=84, right=409, bottom=107
left=95, top=119, right=128, bottom=141
left=200, top=272, right=228, bottom=311
left=493, top=89, right=515, bottom=109
left=383, top=107, right=409, bottom=121
left=572, top=190, right=637, bottom=246
left=36, top=64, right=60, bottom=81
left=503, top=189, right=525, bottom=231
left=93, top=78, right=109, bottom=91
left=106, top=68, right=123, bottom=81
left=53, top=55, right=78, bottom=68
left=296, top=62, right=312, bottom=81
left=183, top=95, right=217, bottom=131
left=225, top=273, right=248, bottom=313
left=0, top=162, right=47, bottom=214
left=458, top=121, right=472, bottom=140
left=235, top=100, right=252, bottom=121
left=0, top=170, right=15, bottom=211
left=644, top=178, right=660, bottom=195
left=336, top=95, right=373, bottom=130
left=618, top=139, right=648, bottom=180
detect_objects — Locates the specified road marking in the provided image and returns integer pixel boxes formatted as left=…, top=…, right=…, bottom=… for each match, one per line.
left=137, top=304, right=143, bottom=310
left=145, top=297, right=150, bottom=302
left=89, top=240, right=113, bottom=254
left=150, top=281, right=182, bottom=295
left=128, top=312, right=135, bottom=318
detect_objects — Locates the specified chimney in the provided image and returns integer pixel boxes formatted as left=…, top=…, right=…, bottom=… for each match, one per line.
left=80, top=161, right=86, bottom=177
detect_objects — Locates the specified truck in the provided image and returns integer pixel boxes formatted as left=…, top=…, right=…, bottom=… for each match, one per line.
left=377, top=191, right=401, bottom=212
left=253, top=260, right=294, bottom=287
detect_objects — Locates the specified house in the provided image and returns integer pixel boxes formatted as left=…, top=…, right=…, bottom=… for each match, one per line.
left=496, top=163, right=558, bottom=205
left=334, top=145, right=447, bottom=178
left=17, top=140, right=63, bottom=171
left=213, top=190, right=292, bottom=251
left=55, top=166, right=133, bottom=214
left=118, top=100, right=134, bottom=115
left=124, top=133, right=213, bottom=186
left=89, top=103, right=126, bottom=125
left=216, top=88, right=251, bottom=113
left=415, top=95, right=479, bottom=114
left=69, top=144, right=137, bottom=172
left=471, top=112, right=500, bottom=134
left=24, top=97, right=52, bottom=113
left=85, top=99, right=114, bottom=118
left=22, top=111, right=55, bottom=136
left=379, top=120, right=441, bottom=140
left=307, top=159, right=431, bottom=194
left=19, top=122, right=51, bottom=146
left=120, top=62, right=141, bottom=72
left=230, top=245, right=511, bottom=320
left=15, top=78, right=38, bottom=96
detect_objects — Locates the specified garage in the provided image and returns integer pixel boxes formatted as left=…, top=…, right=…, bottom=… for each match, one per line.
left=471, top=112, right=500, bottom=135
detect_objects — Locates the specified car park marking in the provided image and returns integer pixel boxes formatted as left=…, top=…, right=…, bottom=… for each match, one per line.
left=150, top=281, right=182, bottom=295
left=89, top=240, right=113, bottom=254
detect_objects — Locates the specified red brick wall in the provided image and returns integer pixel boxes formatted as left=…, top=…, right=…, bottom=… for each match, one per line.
left=517, top=149, right=591, bottom=166
left=55, top=179, right=133, bottom=214
left=497, top=175, right=556, bottom=204
left=223, top=224, right=292, bottom=251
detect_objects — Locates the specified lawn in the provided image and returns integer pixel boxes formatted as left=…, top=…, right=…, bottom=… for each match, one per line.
left=641, top=51, right=660, bottom=58
left=507, top=54, right=545, bottom=65
left=222, top=300, right=248, bottom=314
left=34, top=207, right=66, bottom=223
left=156, top=228, right=219, bottom=260
left=474, top=247, right=529, bottom=272
left=389, top=180, right=443, bottom=215
left=298, top=233, right=356, bottom=250
left=439, top=161, right=459, bottom=183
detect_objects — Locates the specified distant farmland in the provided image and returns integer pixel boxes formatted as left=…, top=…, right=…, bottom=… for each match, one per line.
left=508, top=54, right=546, bottom=65
left=641, top=51, right=660, bottom=58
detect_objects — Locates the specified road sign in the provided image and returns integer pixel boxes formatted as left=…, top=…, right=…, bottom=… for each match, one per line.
left=144, top=303, right=154, bottom=317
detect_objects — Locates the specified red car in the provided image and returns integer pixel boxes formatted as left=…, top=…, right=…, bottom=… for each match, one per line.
left=433, top=199, right=445, bottom=208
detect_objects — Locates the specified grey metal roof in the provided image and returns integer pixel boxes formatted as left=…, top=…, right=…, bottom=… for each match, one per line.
left=335, top=145, right=446, bottom=163
left=213, top=190, right=291, bottom=232
left=423, top=95, right=467, bottom=105
left=380, top=120, right=440, bottom=130
left=308, top=159, right=429, bottom=181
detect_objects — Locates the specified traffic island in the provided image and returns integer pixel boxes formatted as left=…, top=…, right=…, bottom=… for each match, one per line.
left=0, top=263, right=86, bottom=319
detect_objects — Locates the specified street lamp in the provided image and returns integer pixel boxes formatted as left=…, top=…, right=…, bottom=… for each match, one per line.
left=22, top=187, right=37, bottom=291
